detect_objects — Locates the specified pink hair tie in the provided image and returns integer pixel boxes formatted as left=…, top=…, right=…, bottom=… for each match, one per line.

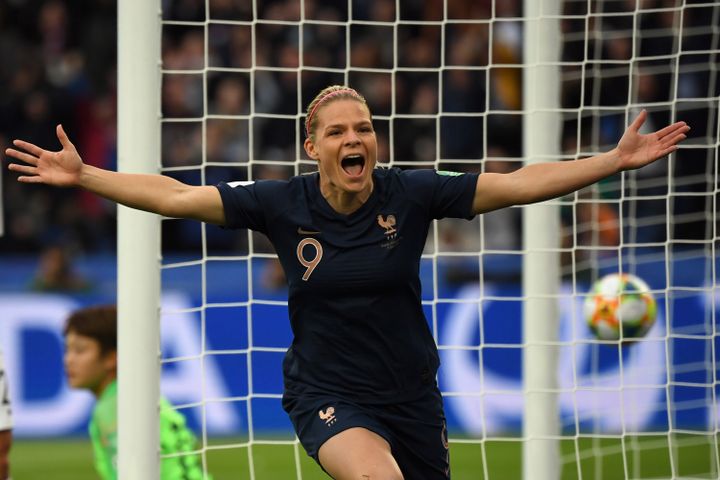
left=305, top=88, right=360, bottom=137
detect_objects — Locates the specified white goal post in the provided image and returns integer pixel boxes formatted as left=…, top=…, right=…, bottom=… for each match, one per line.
left=117, top=1, right=161, bottom=479
left=523, top=0, right=562, bottom=478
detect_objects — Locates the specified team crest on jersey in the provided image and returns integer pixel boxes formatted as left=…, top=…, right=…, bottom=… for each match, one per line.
left=377, top=214, right=397, bottom=235
left=377, top=214, right=401, bottom=249
left=318, top=406, right=337, bottom=426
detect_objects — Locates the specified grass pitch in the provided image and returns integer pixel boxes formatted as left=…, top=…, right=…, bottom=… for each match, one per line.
left=10, top=434, right=718, bottom=479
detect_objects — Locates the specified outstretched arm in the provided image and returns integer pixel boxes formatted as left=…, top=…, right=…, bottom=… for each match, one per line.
left=471, top=110, right=690, bottom=215
left=6, top=125, right=226, bottom=225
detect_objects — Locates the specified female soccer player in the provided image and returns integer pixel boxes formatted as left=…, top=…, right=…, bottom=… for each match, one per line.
left=63, top=305, right=208, bottom=480
left=7, top=85, right=689, bottom=479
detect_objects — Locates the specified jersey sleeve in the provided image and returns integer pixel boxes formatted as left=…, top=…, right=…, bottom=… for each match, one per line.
left=401, top=169, right=479, bottom=220
left=216, top=179, right=287, bottom=233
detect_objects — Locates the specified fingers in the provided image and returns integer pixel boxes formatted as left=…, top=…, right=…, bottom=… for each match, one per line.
left=656, top=145, right=678, bottom=159
left=6, top=156, right=43, bottom=183
left=9, top=139, right=44, bottom=157
left=16, top=175, right=46, bottom=184
left=7, top=163, right=37, bottom=176
left=5, top=147, right=39, bottom=166
left=629, top=109, right=647, bottom=132
left=656, top=121, right=689, bottom=140
left=661, top=131, right=687, bottom=148
left=56, top=124, right=74, bottom=150
left=651, top=127, right=688, bottom=161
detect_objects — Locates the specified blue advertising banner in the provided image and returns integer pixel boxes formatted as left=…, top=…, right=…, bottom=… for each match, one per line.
left=0, top=255, right=717, bottom=438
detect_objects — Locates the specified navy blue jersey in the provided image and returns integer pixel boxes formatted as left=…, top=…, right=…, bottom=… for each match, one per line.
left=217, top=167, right=478, bottom=403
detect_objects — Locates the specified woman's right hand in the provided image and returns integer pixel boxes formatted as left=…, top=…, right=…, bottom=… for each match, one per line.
left=7, top=123, right=227, bottom=225
left=6, top=124, right=83, bottom=187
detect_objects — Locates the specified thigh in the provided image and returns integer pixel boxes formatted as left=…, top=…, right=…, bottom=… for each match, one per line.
left=319, top=427, right=403, bottom=480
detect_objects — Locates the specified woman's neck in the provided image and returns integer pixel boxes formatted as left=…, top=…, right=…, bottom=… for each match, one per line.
left=319, top=179, right=374, bottom=215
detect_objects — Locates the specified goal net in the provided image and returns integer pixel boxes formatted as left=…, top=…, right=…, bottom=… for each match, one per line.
left=147, top=0, right=720, bottom=478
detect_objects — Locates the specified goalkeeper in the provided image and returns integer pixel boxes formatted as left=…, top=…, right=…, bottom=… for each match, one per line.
left=8, top=86, right=688, bottom=479
left=63, top=305, right=208, bottom=480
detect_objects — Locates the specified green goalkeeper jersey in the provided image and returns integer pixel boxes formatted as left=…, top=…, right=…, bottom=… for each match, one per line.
left=89, top=380, right=209, bottom=479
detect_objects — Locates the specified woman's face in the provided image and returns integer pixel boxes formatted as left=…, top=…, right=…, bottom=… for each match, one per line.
left=304, top=99, right=377, bottom=197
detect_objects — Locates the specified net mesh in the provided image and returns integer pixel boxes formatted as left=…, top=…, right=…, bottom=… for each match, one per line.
left=156, top=0, right=719, bottom=478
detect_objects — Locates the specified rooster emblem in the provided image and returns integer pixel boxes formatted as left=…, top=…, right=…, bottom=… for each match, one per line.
left=377, top=214, right=397, bottom=235
left=318, top=407, right=336, bottom=426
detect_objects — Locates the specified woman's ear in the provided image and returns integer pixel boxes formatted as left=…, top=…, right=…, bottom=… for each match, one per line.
left=304, top=137, right=319, bottom=160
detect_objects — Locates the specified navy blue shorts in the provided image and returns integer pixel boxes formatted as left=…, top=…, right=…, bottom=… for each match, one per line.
left=282, top=386, right=450, bottom=479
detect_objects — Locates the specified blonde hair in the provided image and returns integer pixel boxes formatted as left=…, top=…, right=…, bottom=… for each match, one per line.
left=305, top=85, right=370, bottom=140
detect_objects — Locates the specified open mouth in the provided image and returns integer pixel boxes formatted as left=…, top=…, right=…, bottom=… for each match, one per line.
left=341, top=154, right=365, bottom=177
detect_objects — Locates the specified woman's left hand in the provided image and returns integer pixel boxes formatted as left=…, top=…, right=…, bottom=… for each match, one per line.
left=616, top=110, right=690, bottom=171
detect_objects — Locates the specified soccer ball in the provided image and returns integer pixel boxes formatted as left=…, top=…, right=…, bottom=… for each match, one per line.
left=584, top=273, right=657, bottom=342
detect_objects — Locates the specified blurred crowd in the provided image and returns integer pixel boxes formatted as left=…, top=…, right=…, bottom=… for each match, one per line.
left=0, top=0, right=716, bottom=280
left=0, top=0, right=116, bottom=253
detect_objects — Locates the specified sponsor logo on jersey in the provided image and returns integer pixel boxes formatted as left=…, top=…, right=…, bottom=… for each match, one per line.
left=318, top=406, right=336, bottom=426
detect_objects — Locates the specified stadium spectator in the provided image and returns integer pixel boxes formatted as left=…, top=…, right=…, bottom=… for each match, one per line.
left=30, top=244, right=91, bottom=292
left=62, top=304, right=209, bottom=480
left=7, top=83, right=688, bottom=478
left=0, top=350, right=12, bottom=480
